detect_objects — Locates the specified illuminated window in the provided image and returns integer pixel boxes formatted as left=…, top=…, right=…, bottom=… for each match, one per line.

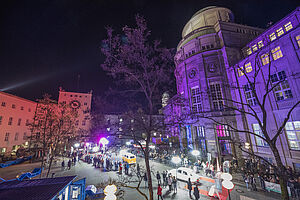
left=253, top=124, right=268, bottom=147
left=258, top=41, right=264, bottom=48
left=284, top=22, right=293, bottom=32
left=269, top=32, right=276, bottom=41
left=210, top=83, right=224, bottom=110
left=276, top=27, right=284, bottom=37
left=216, top=125, right=230, bottom=137
left=261, top=53, right=270, bottom=65
left=252, top=44, right=258, bottom=52
left=246, top=48, right=252, bottom=55
left=271, top=46, right=283, bottom=60
left=8, top=117, right=13, bottom=125
left=245, top=62, right=252, bottom=73
left=296, top=35, right=300, bottom=48
left=285, top=121, right=300, bottom=150
left=271, top=71, right=293, bottom=101
left=4, top=133, right=9, bottom=141
left=191, top=87, right=202, bottom=113
left=238, top=67, right=244, bottom=77
left=0, top=116, right=2, bottom=125
left=243, top=83, right=257, bottom=106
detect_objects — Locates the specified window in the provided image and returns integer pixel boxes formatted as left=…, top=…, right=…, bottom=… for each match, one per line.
left=75, top=95, right=78, bottom=97
left=252, top=44, right=258, bottom=52
left=271, top=46, right=283, bottom=60
left=284, top=22, right=293, bottom=32
left=1, top=102, right=6, bottom=107
left=21, top=106, right=24, bottom=110
left=253, top=124, right=268, bottom=147
left=8, top=117, right=13, bottom=125
left=26, top=119, right=29, bottom=126
left=28, top=108, right=31, bottom=112
left=4, top=133, right=9, bottom=141
left=82, top=121, right=86, bottom=126
left=196, top=126, right=207, bottom=155
left=269, top=32, right=276, bottom=41
left=70, top=95, right=73, bottom=97
left=191, top=87, right=202, bottom=113
left=210, top=83, right=224, bottom=110
left=258, top=41, right=264, bottom=48
left=23, top=132, right=27, bottom=140
left=0, top=116, right=2, bottom=125
left=75, top=120, right=79, bottom=126
left=12, top=104, right=16, bottom=109
left=84, top=102, right=87, bottom=106
left=245, top=62, right=252, bottom=73
left=243, top=83, right=257, bottom=106
left=238, top=67, right=244, bottom=77
left=261, top=53, right=270, bottom=65
left=296, top=35, right=300, bottom=48
left=17, top=118, right=21, bottom=126
left=276, top=27, right=284, bottom=37
left=216, top=125, right=230, bottom=137
left=271, top=71, right=293, bottom=101
left=285, top=121, right=300, bottom=150
left=15, top=133, right=19, bottom=141
left=246, top=48, right=252, bottom=55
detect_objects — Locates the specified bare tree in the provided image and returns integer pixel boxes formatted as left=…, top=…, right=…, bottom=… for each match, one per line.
left=100, top=15, right=174, bottom=200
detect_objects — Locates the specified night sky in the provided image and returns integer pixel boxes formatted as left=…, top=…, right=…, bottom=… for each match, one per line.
left=0, top=0, right=298, bottom=101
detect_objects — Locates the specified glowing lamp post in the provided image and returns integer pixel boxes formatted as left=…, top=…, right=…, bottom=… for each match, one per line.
left=191, top=150, right=200, bottom=157
left=74, top=143, right=80, bottom=148
left=100, top=137, right=109, bottom=152
left=221, top=173, right=234, bottom=200
left=104, top=184, right=117, bottom=200
left=171, top=156, right=181, bottom=178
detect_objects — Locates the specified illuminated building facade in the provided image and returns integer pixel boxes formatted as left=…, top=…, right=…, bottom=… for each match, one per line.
left=58, top=88, right=92, bottom=137
left=0, top=91, right=37, bottom=153
left=170, top=6, right=264, bottom=160
left=231, top=7, right=300, bottom=170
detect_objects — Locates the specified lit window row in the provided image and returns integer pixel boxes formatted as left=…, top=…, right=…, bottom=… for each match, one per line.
left=238, top=62, right=252, bottom=77
left=260, top=46, right=283, bottom=66
left=269, top=21, right=293, bottom=41
left=3, top=132, right=27, bottom=142
left=247, top=40, right=264, bottom=55
left=1, top=102, right=32, bottom=112
left=0, top=116, right=30, bottom=126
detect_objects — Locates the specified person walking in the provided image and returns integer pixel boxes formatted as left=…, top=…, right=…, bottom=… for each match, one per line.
left=144, top=173, right=148, bottom=187
left=156, top=171, right=161, bottom=185
left=188, top=178, right=193, bottom=198
left=157, top=184, right=163, bottom=200
left=68, top=159, right=72, bottom=170
left=162, top=171, right=167, bottom=188
left=258, top=173, right=266, bottom=191
left=194, top=186, right=200, bottom=200
left=245, top=174, right=250, bottom=191
left=137, top=164, right=140, bottom=177
left=172, top=176, right=177, bottom=193
left=168, top=175, right=172, bottom=191
left=61, top=160, right=65, bottom=171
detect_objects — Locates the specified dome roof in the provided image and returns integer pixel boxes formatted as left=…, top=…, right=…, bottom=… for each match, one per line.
left=182, top=6, right=234, bottom=38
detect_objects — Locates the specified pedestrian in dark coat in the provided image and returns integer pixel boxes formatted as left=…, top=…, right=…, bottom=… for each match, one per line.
left=144, top=173, right=148, bottom=187
left=61, top=160, right=65, bottom=170
left=68, top=160, right=72, bottom=170
left=194, top=186, right=200, bottom=200
left=162, top=171, right=167, bottom=188
left=172, top=176, right=177, bottom=193
left=188, top=178, right=193, bottom=198
left=156, top=171, right=161, bottom=185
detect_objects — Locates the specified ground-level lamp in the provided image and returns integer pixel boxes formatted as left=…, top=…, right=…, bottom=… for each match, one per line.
left=221, top=173, right=234, bottom=200
left=100, top=137, right=109, bottom=152
left=104, top=184, right=117, bottom=200
left=171, top=156, right=181, bottom=179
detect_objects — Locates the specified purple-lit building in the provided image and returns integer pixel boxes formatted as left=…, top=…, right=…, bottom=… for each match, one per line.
left=230, top=7, right=300, bottom=170
left=170, top=6, right=264, bottom=160
left=168, top=6, right=300, bottom=170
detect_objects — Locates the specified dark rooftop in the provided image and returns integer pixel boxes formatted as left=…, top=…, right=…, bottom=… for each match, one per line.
left=0, top=176, right=76, bottom=200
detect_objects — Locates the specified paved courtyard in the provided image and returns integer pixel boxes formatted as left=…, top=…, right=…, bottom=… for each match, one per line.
left=0, top=157, right=282, bottom=200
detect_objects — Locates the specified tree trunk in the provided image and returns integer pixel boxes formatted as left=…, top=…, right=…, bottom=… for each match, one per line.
left=46, top=150, right=55, bottom=178
left=145, top=148, right=153, bottom=200
left=271, top=145, right=289, bottom=200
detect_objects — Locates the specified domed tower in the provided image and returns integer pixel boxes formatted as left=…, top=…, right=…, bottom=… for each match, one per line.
left=174, top=6, right=263, bottom=160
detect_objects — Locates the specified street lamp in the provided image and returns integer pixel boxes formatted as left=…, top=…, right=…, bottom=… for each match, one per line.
left=171, top=156, right=181, bottom=178
left=74, top=143, right=80, bottom=148
left=191, top=150, right=200, bottom=157
left=100, top=138, right=109, bottom=152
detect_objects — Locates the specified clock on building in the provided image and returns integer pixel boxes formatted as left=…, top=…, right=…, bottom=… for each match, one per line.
left=189, top=69, right=196, bottom=79
left=70, top=100, right=81, bottom=109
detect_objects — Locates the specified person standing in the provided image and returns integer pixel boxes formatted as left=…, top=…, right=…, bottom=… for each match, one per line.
left=157, top=184, right=163, bottom=200
left=162, top=171, right=167, bottom=188
left=68, top=159, right=72, bottom=170
left=61, top=160, right=65, bottom=171
left=194, top=186, right=200, bottom=200
left=156, top=171, right=161, bottom=185
left=168, top=175, right=172, bottom=191
left=172, top=176, right=177, bottom=193
left=188, top=178, right=193, bottom=198
left=144, top=173, right=148, bottom=187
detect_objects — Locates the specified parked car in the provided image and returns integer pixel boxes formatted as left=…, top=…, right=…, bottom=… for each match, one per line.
left=167, top=167, right=200, bottom=182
